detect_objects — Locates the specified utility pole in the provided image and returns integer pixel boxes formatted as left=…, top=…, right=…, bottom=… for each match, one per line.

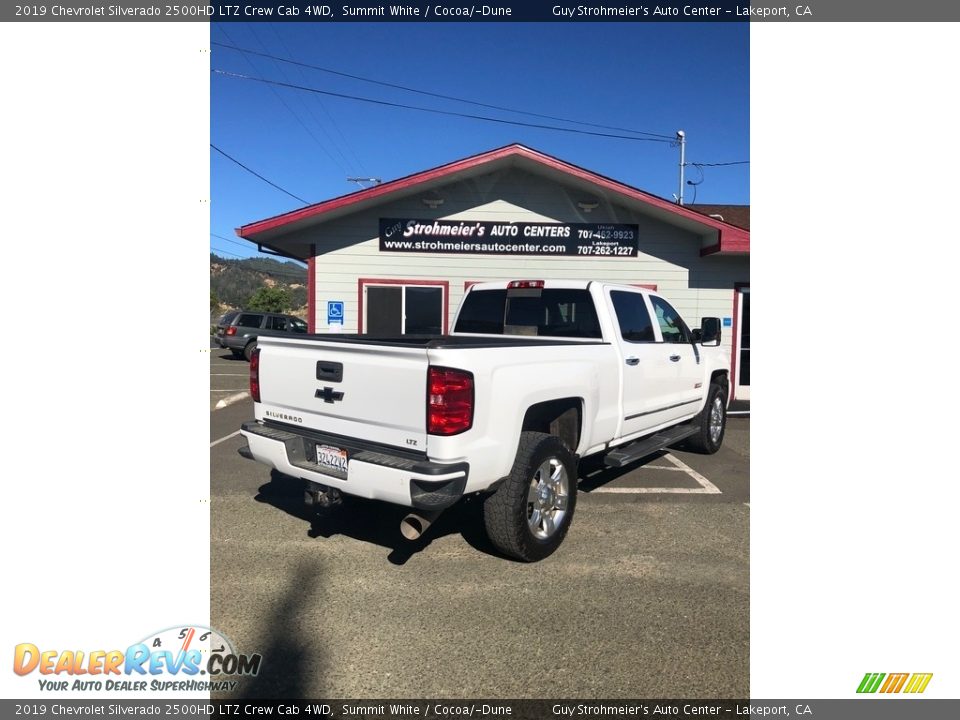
left=676, top=130, right=686, bottom=206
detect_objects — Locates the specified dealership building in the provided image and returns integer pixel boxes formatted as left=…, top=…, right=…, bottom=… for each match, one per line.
left=238, top=144, right=751, bottom=400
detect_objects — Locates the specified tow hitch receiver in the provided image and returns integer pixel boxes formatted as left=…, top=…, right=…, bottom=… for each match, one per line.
left=304, top=481, right=342, bottom=509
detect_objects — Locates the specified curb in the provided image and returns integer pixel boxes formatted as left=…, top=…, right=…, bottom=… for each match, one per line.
left=215, top=391, right=250, bottom=410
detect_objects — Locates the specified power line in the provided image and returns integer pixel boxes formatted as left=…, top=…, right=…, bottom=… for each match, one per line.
left=210, top=144, right=309, bottom=204
left=211, top=232, right=254, bottom=249
left=213, top=70, right=674, bottom=144
left=210, top=241, right=308, bottom=277
left=210, top=249, right=308, bottom=275
left=265, top=24, right=367, bottom=176
left=690, top=161, right=750, bottom=167
left=212, top=41, right=675, bottom=141
left=248, top=23, right=358, bottom=175
left=212, top=233, right=307, bottom=271
left=216, top=25, right=349, bottom=177
left=210, top=247, right=247, bottom=260
left=210, top=250, right=309, bottom=279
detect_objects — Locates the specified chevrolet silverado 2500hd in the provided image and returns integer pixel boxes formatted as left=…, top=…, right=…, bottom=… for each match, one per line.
left=239, top=280, right=729, bottom=561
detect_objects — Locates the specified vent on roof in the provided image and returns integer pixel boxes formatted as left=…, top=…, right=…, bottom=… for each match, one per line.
left=708, top=214, right=724, bottom=222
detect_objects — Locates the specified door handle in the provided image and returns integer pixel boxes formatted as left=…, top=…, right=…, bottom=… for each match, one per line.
left=625, top=357, right=640, bottom=366
left=669, top=354, right=681, bottom=362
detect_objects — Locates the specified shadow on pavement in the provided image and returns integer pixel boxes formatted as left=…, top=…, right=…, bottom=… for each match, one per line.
left=254, top=470, right=507, bottom=565
left=236, top=562, right=319, bottom=699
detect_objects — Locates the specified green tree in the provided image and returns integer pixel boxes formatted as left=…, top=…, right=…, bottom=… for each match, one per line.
left=210, top=289, right=219, bottom=315
left=247, top=286, right=289, bottom=313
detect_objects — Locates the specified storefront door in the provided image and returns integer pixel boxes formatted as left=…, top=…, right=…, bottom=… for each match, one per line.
left=362, top=281, right=446, bottom=335
left=734, top=285, right=750, bottom=400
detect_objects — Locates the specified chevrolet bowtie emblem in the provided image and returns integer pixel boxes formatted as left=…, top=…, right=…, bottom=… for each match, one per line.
left=315, top=386, right=345, bottom=403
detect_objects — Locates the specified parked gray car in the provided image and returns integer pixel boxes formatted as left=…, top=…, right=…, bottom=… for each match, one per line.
left=214, top=310, right=308, bottom=360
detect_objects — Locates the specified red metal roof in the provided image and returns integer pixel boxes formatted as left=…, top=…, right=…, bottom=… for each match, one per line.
left=238, top=144, right=749, bottom=255
left=688, top=204, right=750, bottom=230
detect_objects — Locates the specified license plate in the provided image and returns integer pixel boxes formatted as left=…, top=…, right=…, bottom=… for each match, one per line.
left=316, top=444, right=348, bottom=477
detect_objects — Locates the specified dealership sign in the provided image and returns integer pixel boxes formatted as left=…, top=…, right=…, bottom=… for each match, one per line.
left=379, top=218, right=639, bottom=257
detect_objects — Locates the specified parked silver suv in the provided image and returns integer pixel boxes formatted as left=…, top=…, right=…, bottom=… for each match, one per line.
left=214, top=311, right=308, bottom=361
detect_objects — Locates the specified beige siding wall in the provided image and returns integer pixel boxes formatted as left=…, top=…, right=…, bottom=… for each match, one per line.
left=286, top=167, right=748, bottom=359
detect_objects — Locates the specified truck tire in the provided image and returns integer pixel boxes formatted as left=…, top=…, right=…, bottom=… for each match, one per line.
left=685, top=382, right=728, bottom=454
left=482, top=432, right=577, bottom=562
left=243, top=341, right=257, bottom=362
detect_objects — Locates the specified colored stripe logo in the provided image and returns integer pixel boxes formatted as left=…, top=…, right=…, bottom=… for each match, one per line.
left=857, top=672, right=932, bottom=694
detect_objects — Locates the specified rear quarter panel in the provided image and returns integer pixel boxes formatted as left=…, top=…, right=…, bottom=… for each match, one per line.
left=426, top=343, right=621, bottom=492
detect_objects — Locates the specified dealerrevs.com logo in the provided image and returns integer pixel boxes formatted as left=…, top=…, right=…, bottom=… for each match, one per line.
left=857, top=672, right=933, bottom=694
left=13, top=625, right=261, bottom=693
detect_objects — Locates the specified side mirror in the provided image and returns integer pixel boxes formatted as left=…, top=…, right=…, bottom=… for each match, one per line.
left=700, top=317, right=721, bottom=346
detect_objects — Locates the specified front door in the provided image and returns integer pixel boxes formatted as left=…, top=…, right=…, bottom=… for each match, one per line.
left=608, top=288, right=676, bottom=440
left=647, top=294, right=703, bottom=420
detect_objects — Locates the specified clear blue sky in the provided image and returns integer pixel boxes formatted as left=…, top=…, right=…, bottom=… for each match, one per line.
left=210, top=22, right=749, bottom=265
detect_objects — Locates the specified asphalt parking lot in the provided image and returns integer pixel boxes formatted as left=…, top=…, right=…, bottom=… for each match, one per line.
left=209, top=347, right=749, bottom=698
left=209, top=339, right=250, bottom=410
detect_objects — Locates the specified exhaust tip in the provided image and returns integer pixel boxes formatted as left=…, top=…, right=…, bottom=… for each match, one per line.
left=400, top=513, right=430, bottom=541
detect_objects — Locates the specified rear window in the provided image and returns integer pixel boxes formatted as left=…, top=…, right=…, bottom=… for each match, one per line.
left=218, top=311, right=239, bottom=325
left=455, top=289, right=601, bottom=339
left=236, top=313, right=264, bottom=328
left=610, top=291, right=655, bottom=342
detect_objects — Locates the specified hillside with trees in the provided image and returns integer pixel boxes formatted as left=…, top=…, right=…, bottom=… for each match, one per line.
left=210, top=253, right=308, bottom=319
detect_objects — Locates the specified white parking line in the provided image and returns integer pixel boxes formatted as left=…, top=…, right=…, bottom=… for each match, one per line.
left=728, top=410, right=750, bottom=416
left=210, top=430, right=241, bottom=447
left=590, top=453, right=722, bottom=495
left=211, top=373, right=249, bottom=377
left=214, top=391, right=250, bottom=409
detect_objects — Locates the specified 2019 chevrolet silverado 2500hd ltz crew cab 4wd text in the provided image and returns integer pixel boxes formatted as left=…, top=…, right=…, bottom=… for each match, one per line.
left=239, top=280, right=729, bottom=561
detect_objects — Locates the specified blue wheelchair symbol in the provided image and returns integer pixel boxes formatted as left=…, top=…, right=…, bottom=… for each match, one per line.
left=327, top=301, right=344, bottom=324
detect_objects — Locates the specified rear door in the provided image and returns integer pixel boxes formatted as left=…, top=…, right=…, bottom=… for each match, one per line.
left=255, top=337, right=431, bottom=451
left=235, top=313, right=266, bottom=339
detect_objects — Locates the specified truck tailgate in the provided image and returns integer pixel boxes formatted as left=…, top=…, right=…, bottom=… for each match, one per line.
left=254, top=337, right=429, bottom=451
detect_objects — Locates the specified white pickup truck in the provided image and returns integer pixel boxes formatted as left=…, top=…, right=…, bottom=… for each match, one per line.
left=240, top=280, right=729, bottom=561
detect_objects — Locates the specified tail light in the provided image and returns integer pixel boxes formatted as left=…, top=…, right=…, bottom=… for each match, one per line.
left=250, top=348, right=261, bottom=403
left=427, top=367, right=473, bottom=436
left=226, top=327, right=237, bottom=336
